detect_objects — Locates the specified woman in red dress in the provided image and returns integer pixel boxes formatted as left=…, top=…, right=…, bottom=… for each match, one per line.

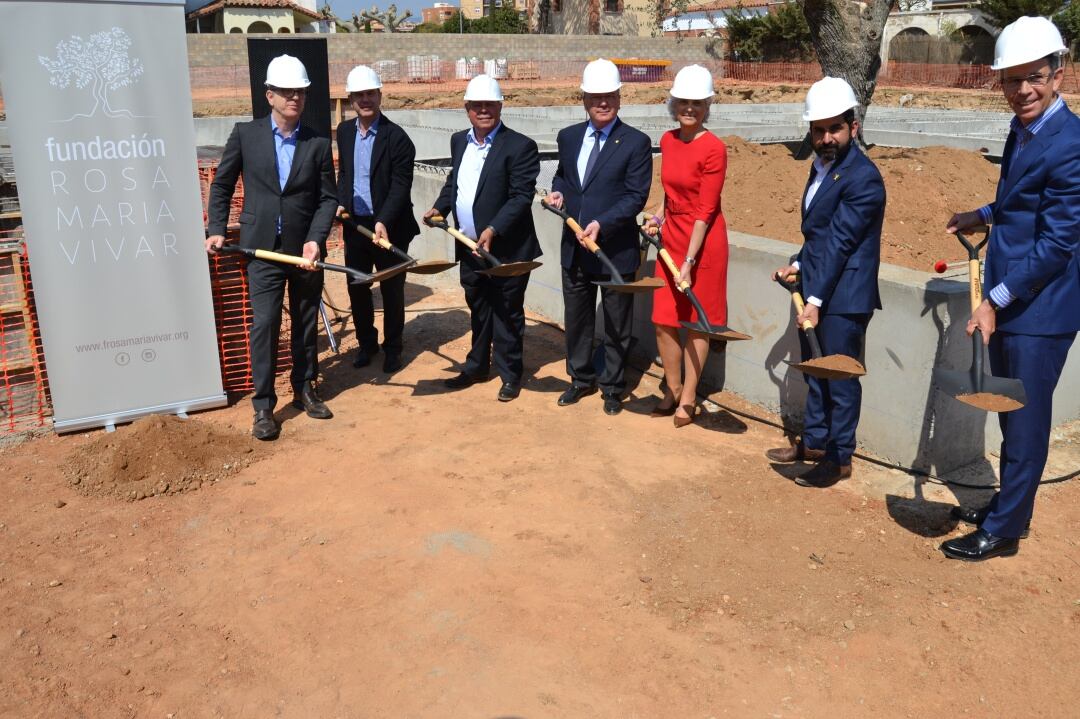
left=644, top=65, right=729, bottom=427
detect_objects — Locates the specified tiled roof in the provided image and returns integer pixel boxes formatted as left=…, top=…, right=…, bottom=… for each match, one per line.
left=187, top=0, right=322, bottom=21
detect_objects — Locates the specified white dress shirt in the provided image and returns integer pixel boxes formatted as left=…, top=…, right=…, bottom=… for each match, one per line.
left=797, top=156, right=835, bottom=308
left=455, top=123, right=502, bottom=240
left=576, top=120, right=614, bottom=185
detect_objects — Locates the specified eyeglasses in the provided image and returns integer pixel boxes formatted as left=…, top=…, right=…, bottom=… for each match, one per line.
left=1002, top=72, right=1053, bottom=92
left=269, top=87, right=307, bottom=99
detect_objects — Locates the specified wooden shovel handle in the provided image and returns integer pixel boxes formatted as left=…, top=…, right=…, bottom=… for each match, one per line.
left=430, top=214, right=479, bottom=250
left=656, top=247, right=690, bottom=292
left=563, top=216, right=602, bottom=255
left=252, top=248, right=317, bottom=269
left=791, top=291, right=814, bottom=331
left=340, top=212, right=393, bottom=250
left=968, top=258, right=982, bottom=312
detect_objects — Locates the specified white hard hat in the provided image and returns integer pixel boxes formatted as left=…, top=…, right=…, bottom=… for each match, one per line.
left=670, top=64, right=714, bottom=100
left=991, top=16, right=1068, bottom=70
left=265, top=54, right=310, bottom=89
left=464, top=74, right=503, bottom=102
left=581, top=58, right=622, bottom=94
left=346, top=65, right=382, bottom=93
left=802, top=76, right=859, bottom=122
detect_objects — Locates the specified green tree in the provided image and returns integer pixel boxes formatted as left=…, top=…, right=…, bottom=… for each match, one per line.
left=1054, top=1, right=1080, bottom=49
left=725, top=2, right=813, bottom=61
left=978, top=0, right=1067, bottom=29
left=473, top=7, right=528, bottom=33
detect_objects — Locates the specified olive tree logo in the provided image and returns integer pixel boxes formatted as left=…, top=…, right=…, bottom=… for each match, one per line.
left=38, top=28, right=144, bottom=122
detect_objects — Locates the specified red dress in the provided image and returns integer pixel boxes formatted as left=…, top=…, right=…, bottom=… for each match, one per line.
left=652, top=129, right=729, bottom=328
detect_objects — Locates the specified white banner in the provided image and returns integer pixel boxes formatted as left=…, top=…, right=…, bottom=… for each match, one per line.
left=0, top=0, right=225, bottom=431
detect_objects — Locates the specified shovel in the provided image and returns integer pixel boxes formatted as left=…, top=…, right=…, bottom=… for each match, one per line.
left=637, top=226, right=752, bottom=341
left=423, top=214, right=541, bottom=278
left=539, top=199, right=664, bottom=294
left=337, top=212, right=457, bottom=275
left=775, top=274, right=866, bottom=380
left=932, top=229, right=1026, bottom=413
left=217, top=245, right=408, bottom=286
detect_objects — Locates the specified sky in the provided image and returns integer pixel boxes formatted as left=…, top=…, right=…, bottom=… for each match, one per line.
left=326, top=0, right=442, bottom=23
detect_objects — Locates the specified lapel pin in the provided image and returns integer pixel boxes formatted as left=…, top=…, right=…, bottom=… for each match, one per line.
left=833, top=173, right=840, bottom=181
left=614, top=139, right=620, bottom=144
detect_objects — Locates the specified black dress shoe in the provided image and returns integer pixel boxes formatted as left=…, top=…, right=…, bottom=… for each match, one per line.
left=497, top=382, right=521, bottom=402
left=794, top=460, right=852, bottom=488
left=444, top=372, right=488, bottom=390
left=353, top=345, right=379, bottom=368
left=557, top=384, right=596, bottom=406
left=252, top=409, right=279, bottom=441
left=950, top=505, right=1030, bottom=539
left=765, top=441, right=826, bottom=463
left=382, top=352, right=403, bottom=374
left=940, top=528, right=1020, bottom=561
left=602, top=393, right=622, bottom=416
left=292, top=382, right=333, bottom=419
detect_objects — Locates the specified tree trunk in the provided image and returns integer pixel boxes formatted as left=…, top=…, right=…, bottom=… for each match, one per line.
left=800, top=0, right=892, bottom=143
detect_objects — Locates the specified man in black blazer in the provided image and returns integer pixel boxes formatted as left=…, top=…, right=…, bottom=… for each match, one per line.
left=546, top=59, right=652, bottom=415
left=205, top=55, right=338, bottom=441
left=335, top=65, right=420, bottom=374
left=423, top=74, right=541, bottom=402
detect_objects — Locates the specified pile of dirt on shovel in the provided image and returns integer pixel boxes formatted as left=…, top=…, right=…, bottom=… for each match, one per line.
left=62, top=414, right=260, bottom=501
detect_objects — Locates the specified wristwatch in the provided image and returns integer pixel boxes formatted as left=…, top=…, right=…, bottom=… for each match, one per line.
left=986, top=295, right=1001, bottom=311
left=684, top=256, right=696, bottom=266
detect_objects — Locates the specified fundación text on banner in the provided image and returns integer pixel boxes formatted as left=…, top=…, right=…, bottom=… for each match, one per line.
left=0, top=0, right=225, bottom=431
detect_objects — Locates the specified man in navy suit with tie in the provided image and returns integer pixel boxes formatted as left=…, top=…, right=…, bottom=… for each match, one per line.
left=943, top=17, right=1080, bottom=561
left=546, top=59, right=652, bottom=415
left=769, top=77, right=885, bottom=487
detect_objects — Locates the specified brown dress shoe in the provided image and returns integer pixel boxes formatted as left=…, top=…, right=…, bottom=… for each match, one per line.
left=794, top=460, right=851, bottom=488
left=765, top=442, right=826, bottom=463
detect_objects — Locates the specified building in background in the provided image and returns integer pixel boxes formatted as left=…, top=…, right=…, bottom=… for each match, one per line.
left=422, top=2, right=457, bottom=24
left=186, top=0, right=324, bottom=33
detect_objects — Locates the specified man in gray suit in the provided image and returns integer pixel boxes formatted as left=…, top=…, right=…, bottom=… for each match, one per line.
left=205, top=54, right=338, bottom=441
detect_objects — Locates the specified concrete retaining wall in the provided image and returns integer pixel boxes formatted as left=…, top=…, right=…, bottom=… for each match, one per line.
left=404, top=170, right=1080, bottom=473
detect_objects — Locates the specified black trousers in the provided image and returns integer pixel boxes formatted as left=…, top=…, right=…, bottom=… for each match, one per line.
left=460, top=262, right=530, bottom=384
left=562, top=264, right=635, bottom=395
left=246, top=258, right=323, bottom=411
left=343, top=219, right=407, bottom=353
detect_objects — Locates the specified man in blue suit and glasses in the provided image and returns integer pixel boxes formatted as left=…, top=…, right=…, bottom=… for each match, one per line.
left=546, top=58, right=652, bottom=416
left=943, top=17, right=1080, bottom=562
left=769, top=77, right=885, bottom=488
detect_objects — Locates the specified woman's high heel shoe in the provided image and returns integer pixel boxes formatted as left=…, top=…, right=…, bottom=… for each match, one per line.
left=673, top=405, right=695, bottom=428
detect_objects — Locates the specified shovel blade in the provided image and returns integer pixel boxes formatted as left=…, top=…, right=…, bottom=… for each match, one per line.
left=407, top=260, right=458, bottom=275
left=680, top=321, right=753, bottom=341
left=367, top=260, right=415, bottom=284
left=595, top=277, right=665, bottom=294
left=480, top=260, right=542, bottom=278
left=933, top=368, right=1026, bottom=413
left=787, top=354, right=866, bottom=380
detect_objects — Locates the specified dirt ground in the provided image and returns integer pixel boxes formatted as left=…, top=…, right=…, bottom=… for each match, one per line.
left=2, top=283, right=1078, bottom=718
left=668, top=138, right=1001, bottom=272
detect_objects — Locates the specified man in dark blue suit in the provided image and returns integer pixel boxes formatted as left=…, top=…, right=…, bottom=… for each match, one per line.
left=546, top=59, right=653, bottom=415
left=770, top=77, right=885, bottom=487
left=943, top=17, right=1080, bottom=561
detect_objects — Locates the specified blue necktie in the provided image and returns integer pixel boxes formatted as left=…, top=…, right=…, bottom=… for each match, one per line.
left=582, top=130, right=601, bottom=185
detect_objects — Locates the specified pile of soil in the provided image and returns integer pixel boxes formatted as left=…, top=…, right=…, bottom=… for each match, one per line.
left=62, top=414, right=260, bottom=501
left=645, top=136, right=1000, bottom=271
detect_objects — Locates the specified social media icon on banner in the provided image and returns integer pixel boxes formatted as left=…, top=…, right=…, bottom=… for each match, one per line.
left=141, top=349, right=156, bottom=362
left=115, top=352, right=130, bottom=366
